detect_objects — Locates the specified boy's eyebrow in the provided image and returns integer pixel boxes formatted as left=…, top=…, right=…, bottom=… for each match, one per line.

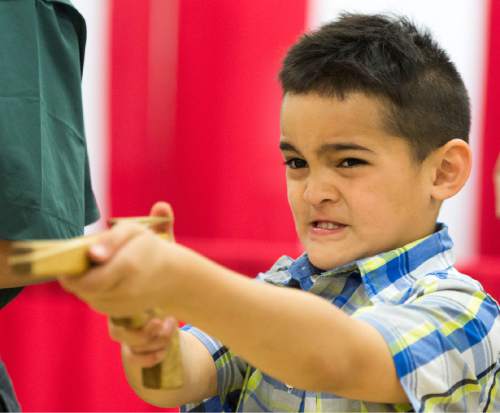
left=317, top=143, right=375, bottom=156
left=279, top=141, right=375, bottom=155
left=279, top=141, right=298, bottom=152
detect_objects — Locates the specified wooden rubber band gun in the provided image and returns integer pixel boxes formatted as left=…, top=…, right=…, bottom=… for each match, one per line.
left=0, top=216, right=183, bottom=390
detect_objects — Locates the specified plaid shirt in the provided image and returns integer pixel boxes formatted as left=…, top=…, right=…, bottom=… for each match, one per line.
left=182, top=225, right=500, bottom=412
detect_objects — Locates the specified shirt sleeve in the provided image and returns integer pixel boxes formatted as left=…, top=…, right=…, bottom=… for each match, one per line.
left=0, top=0, right=99, bottom=242
left=352, top=277, right=500, bottom=412
left=181, top=325, right=249, bottom=412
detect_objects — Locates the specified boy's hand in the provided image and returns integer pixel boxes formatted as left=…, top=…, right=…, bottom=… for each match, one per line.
left=110, top=316, right=177, bottom=368
left=59, top=200, right=188, bottom=317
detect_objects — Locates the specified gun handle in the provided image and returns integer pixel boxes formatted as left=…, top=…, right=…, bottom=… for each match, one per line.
left=111, top=313, right=184, bottom=389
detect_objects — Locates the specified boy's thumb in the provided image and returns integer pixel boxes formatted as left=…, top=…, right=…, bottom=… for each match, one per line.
left=89, top=223, right=146, bottom=263
left=149, top=201, right=175, bottom=240
left=89, top=243, right=110, bottom=263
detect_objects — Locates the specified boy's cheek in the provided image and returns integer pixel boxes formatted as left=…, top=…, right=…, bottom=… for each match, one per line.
left=286, top=197, right=301, bottom=225
left=287, top=185, right=305, bottom=213
left=292, top=210, right=308, bottom=239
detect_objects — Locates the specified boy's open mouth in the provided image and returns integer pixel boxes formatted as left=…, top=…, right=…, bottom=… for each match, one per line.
left=309, top=221, right=347, bottom=238
left=311, top=221, right=346, bottom=230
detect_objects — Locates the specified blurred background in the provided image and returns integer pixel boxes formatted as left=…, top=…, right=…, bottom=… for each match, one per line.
left=0, top=0, right=499, bottom=410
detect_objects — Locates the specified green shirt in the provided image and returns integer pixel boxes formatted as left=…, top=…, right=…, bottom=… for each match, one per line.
left=0, top=0, right=100, bottom=308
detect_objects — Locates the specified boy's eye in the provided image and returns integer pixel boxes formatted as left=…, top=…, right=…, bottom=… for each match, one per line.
left=338, top=158, right=367, bottom=168
left=284, top=158, right=307, bottom=169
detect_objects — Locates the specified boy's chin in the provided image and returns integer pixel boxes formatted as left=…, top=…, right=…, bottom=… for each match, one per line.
left=308, top=253, right=348, bottom=272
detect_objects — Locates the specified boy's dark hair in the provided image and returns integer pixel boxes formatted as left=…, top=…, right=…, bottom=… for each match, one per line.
left=279, top=13, right=470, bottom=161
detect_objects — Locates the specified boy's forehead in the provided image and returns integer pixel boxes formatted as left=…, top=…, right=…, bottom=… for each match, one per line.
left=280, top=92, right=388, bottom=133
left=279, top=93, right=418, bottom=163
left=280, top=92, right=394, bottom=146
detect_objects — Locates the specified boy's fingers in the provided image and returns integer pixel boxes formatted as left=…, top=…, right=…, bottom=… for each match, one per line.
left=143, top=317, right=177, bottom=338
left=89, top=222, right=148, bottom=264
left=156, top=317, right=177, bottom=336
left=108, top=318, right=153, bottom=341
left=109, top=317, right=175, bottom=347
left=109, top=322, right=155, bottom=347
left=123, top=346, right=166, bottom=368
left=149, top=201, right=175, bottom=240
left=130, top=340, right=170, bottom=354
left=143, top=318, right=165, bottom=336
left=108, top=323, right=138, bottom=345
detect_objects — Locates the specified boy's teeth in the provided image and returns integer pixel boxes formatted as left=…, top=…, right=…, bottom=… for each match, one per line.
left=316, top=222, right=340, bottom=229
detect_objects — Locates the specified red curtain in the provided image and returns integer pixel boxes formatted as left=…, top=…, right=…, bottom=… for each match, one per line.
left=461, top=0, right=500, bottom=290
left=110, top=0, right=306, bottom=270
left=479, top=0, right=500, bottom=256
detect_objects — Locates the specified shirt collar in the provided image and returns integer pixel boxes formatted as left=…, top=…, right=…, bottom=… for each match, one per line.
left=287, top=254, right=321, bottom=290
left=287, top=223, right=454, bottom=297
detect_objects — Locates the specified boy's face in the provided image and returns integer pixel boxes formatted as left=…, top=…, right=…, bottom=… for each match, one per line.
left=280, top=92, right=437, bottom=270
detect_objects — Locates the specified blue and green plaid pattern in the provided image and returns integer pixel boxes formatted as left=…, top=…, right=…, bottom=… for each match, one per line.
left=182, top=225, right=500, bottom=412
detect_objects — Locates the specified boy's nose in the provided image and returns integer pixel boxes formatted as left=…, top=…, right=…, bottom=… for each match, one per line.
left=303, top=178, right=341, bottom=206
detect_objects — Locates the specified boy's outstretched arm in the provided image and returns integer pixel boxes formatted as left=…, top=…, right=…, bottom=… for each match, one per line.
left=60, top=224, right=408, bottom=405
left=174, top=261, right=408, bottom=404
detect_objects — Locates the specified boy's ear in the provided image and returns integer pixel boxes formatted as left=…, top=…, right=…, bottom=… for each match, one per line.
left=428, top=138, right=472, bottom=201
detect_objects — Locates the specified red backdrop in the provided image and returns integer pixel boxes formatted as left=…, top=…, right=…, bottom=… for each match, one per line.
left=110, top=0, right=304, bottom=268
left=479, top=0, right=500, bottom=255
left=461, top=0, right=500, bottom=285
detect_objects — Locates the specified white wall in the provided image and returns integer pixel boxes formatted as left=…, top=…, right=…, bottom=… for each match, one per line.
left=308, top=0, right=487, bottom=262
left=71, top=0, right=110, bottom=232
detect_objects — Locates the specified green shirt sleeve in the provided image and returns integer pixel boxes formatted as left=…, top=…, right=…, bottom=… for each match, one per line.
left=0, top=0, right=100, bottom=242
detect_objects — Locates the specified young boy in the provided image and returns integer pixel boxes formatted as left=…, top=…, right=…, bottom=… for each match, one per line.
left=61, top=13, right=500, bottom=412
